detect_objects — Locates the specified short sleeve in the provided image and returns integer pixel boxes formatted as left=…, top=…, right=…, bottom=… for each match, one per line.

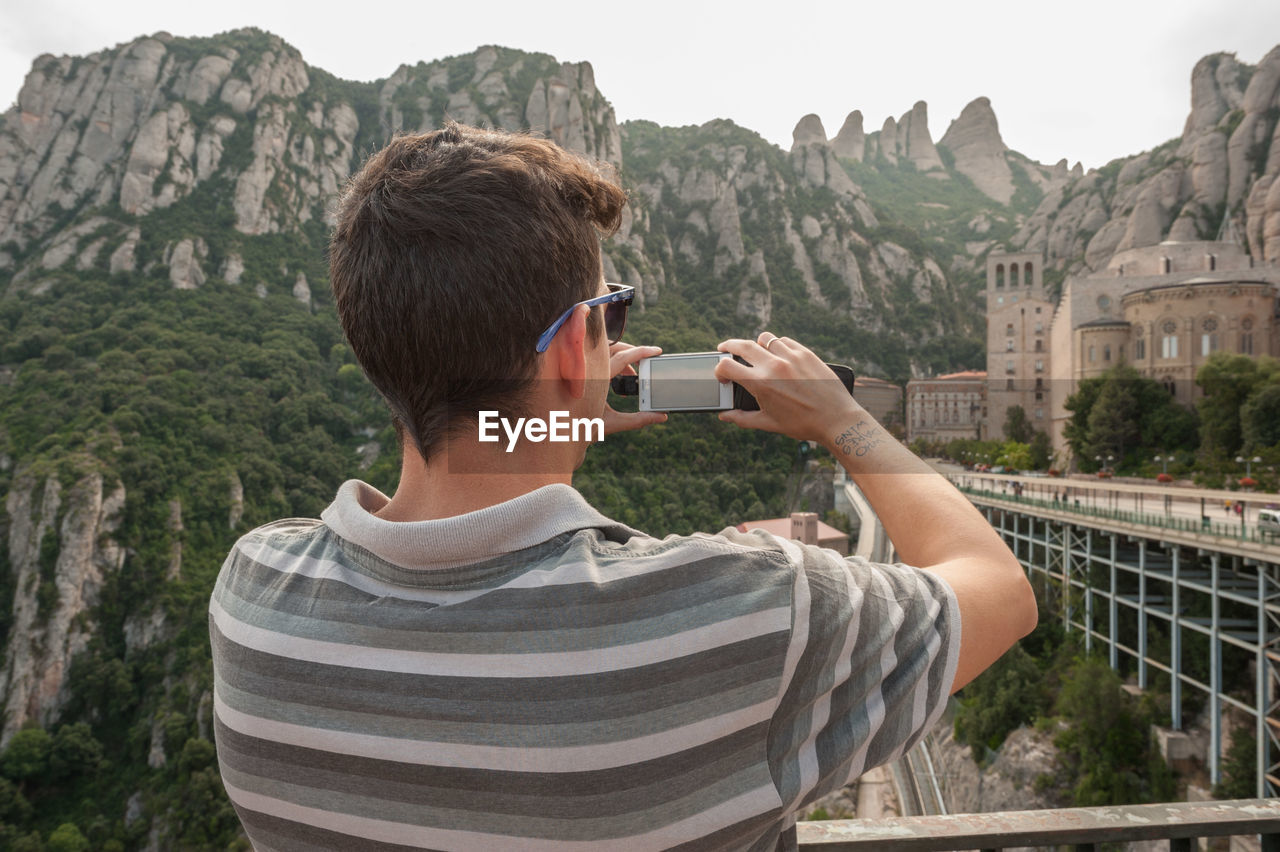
left=765, top=541, right=960, bottom=813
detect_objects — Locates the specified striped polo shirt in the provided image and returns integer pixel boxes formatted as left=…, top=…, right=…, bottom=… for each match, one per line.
left=210, top=480, right=959, bottom=851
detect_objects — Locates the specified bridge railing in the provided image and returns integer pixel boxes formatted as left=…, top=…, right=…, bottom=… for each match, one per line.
left=954, top=482, right=1278, bottom=547
left=795, top=798, right=1280, bottom=850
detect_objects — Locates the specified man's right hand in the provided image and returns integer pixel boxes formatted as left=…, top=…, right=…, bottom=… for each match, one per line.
left=713, top=332, right=860, bottom=445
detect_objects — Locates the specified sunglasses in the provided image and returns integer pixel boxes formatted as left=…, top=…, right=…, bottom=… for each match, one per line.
left=535, top=283, right=634, bottom=353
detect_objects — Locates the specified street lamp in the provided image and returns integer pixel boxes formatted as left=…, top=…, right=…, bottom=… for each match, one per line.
left=1236, top=455, right=1262, bottom=478
left=1154, top=455, right=1169, bottom=475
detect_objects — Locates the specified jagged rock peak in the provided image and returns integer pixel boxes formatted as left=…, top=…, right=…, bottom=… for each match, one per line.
left=791, top=114, right=828, bottom=151
left=832, top=111, right=865, bottom=162
left=1182, top=53, right=1246, bottom=140
left=939, top=96, right=1014, bottom=204
left=898, top=101, right=944, bottom=172
left=940, top=97, right=1007, bottom=154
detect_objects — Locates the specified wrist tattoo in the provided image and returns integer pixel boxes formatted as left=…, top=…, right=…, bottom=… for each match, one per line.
left=834, top=420, right=884, bottom=457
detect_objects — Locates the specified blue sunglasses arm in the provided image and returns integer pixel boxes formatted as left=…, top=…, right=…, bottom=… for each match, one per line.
left=535, top=310, right=575, bottom=353
left=534, top=286, right=634, bottom=353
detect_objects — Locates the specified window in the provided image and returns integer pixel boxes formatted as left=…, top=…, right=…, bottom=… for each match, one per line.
left=1035, top=360, right=1044, bottom=372
left=1201, top=333, right=1218, bottom=355
left=1035, top=307, right=1042, bottom=314
left=1034, top=321, right=1043, bottom=333
left=1006, top=323, right=1015, bottom=336
left=1035, top=339, right=1043, bottom=352
left=1012, top=295, right=1019, bottom=303
left=1135, top=338, right=1145, bottom=359
left=1242, top=333, right=1254, bottom=354
left=1006, top=339, right=1015, bottom=351
left=1034, top=408, right=1043, bottom=420
left=1104, top=344, right=1111, bottom=361
left=1006, top=359, right=1015, bottom=373
left=997, top=296, right=1004, bottom=305
left=1162, top=335, right=1178, bottom=359
left=1088, top=345, right=1095, bottom=363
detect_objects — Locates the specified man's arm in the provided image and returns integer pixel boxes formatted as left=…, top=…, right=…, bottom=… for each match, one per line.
left=715, top=334, right=1037, bottom=693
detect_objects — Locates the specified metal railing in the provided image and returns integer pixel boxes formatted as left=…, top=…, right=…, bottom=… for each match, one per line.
left=795, top=798, right=1280, bottom=850
left=954, top=483, right=1278, bottom=548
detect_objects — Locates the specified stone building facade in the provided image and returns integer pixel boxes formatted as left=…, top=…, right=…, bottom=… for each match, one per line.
left=985, top=252, right=1054, bottom=441
left=984, top=242, right=1280, bottom=465
left=906, top=371, right=987, bottom=444
left=852, top=376, right=904, bottom=429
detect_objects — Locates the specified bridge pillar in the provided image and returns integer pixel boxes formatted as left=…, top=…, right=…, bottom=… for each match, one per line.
left=1110, top=534, right=1119, bottom=671
left=1172, top=547, right=1183, bottom=731
left=1085, top=528, right=1094, bottom=654
left=1138, top=540, right=1148, bottom=689
left=1258, top=567, right=1270, bottom=799
left=1211, top=552, right=1222, bottom=786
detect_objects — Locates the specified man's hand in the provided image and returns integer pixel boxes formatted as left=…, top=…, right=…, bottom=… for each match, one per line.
left=601, top=343, right=668, bottom=435
left=714, top=332, right=860, bottom=444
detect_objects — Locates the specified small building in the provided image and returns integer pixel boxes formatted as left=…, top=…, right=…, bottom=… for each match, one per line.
left=906, top=370, right=987, bottom=444
left=852, top=376, right=903, bottom=429
left=737, top=512, right=849, bottom=556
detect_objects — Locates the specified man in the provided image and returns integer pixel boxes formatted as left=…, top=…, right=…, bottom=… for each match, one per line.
left=210, top=123, right=1036, bottom=850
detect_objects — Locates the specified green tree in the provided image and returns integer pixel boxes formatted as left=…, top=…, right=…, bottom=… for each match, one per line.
left=954, top=643, right=1045, bottom=755
left=47, top=724, right=104, bottom=780
left=1053, top=658, right=1174, bottom=806
left=1, top=728, right=51, bottom=783
left=1213, top=730, right=1257, bottom=799
left=1065, top=365, right=1198, bottom=471
left=1196, top=353, right=1280, bottom=456
left=1003, top=405, right=1033, bottom=443
left=1241, top=382, right=1280, bottom=451
left=1085, top=374, right=1141, bottom=462
left=1063, top=375, right=1105, bottom=461
left=996, top=440, right=1033, bottom=471
left=1029, top=431, right=1052, bottom=470
left=45, top=823, right=89, bottom=852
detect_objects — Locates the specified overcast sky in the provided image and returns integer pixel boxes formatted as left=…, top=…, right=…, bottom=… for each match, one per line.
left=2, top=1, right=1278, bottom=171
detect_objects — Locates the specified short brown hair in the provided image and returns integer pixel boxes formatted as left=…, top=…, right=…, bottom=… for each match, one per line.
left=329, top=123, right=627, bottom=461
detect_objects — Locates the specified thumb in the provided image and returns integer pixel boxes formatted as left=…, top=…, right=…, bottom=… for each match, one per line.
left=718, top=409, right=774, bottom=433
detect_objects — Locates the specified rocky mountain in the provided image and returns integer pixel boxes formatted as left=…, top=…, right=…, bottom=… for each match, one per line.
left=1014, top=46, right=1280, bottom=275
left=1, top=27, right=1279, bottom=848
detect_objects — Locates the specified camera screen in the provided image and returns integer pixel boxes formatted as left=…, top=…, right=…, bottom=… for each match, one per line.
left=648, top=355, right=726, bottom=409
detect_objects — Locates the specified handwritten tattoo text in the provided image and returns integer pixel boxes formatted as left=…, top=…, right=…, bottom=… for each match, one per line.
left=834, top=420, right=885, bottom=457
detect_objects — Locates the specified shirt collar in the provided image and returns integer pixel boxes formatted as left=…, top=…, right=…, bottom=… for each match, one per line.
left=320, top=480, right=641, bottom=571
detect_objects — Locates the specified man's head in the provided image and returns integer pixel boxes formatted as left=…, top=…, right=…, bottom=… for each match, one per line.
left=329, top=123, right=627, bottom=462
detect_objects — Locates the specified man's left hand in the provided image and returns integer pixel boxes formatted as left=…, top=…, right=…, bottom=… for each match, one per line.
left=602, top=343, right=667, bottom=435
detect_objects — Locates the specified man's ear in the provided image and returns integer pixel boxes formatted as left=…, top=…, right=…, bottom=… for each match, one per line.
left=554, top=304, right=589, bottom=399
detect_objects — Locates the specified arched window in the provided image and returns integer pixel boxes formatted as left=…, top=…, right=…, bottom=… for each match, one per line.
left=1010, top=263, right=1020, bottom=287
left=1240, top=317, right=1254, bottom=354
left=1024, top=262, right=1034, bottom=287
left=995, top=263, right=1005, bottom=288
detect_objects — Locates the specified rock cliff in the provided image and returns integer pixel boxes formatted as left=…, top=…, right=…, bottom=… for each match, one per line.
left=0, top=469, right=124, bottom=744
left=1015, top=46, right=1280, bottom=272
left=939, top=97, right=1015, bottom=204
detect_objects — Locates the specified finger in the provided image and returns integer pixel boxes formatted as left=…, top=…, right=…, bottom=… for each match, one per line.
left=713, top=354, right=756, bottom=385
left=718, top=408, right=777, bottom=432
left=717, top=337, right=771, bottom=361
left=603, top=409, right=667, bottom=435
left=609, top=345, right=661, bottom=377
